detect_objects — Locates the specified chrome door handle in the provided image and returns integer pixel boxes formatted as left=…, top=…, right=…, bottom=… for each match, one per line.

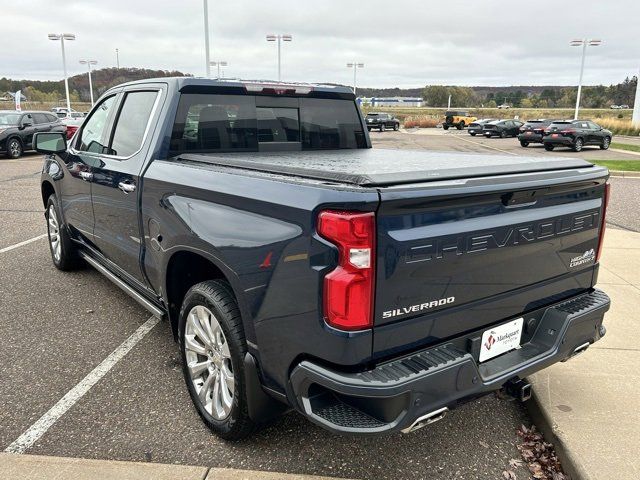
left=79, top=171, right=93, bottom=181
left=118, top=182, right=136, bottom=194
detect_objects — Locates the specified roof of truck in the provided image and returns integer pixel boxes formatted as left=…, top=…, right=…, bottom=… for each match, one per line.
left=179, top=149, right=598, bottom=187
left=111, top=77, right=355, bottom=97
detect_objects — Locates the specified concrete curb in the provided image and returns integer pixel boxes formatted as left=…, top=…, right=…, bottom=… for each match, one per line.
left=609, top=148, right=640, bottom=157
left=0, top=453, right=348, bottom=480
left=608, top=170, right=640, bottom=178
left=525, top=389, right=592, bottom=480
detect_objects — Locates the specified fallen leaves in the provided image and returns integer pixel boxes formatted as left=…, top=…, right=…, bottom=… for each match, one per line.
left=510, top=424, right=569, bottom=480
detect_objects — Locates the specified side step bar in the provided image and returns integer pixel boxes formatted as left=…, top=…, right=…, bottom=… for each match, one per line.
left=79, top=251, right=166, bottom=320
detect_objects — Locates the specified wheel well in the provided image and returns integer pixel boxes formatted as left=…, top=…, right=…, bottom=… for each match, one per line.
left=41, top=181, right=55, bottom=208
left=165, top=251, right=228, bottom=337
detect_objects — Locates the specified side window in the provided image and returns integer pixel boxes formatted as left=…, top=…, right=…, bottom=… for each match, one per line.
left=78, top=96, right=116, bottom=153
left=588, top=121, right=600, bottom=130
left=21, top=114, right=34, bottom=126
left=108, top=91, right=158, bottom=157
left=46, top=114, right=59, bottom=123
left=33, top=113, right=49, bottom=124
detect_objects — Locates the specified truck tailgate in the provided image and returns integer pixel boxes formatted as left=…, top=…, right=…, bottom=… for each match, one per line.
left=373, top=167, right=608, bottom=356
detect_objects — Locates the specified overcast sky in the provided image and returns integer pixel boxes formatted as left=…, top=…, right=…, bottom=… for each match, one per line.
left=3, top=0, right=639, bottom=87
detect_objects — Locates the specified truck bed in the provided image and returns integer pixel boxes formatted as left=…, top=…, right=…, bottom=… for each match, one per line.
left=179, top=149, right=593, bottom=187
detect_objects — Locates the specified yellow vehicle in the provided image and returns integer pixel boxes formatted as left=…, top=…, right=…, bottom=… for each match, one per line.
left=442, top=110, right=477, bottom=130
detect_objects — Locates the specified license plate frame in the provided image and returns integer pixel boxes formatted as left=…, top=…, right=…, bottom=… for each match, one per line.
left=479, top=318, right=524, bottom=363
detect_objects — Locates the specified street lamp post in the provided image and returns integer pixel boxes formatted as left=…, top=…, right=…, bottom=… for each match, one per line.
left=48, top=33, right=76, bottom=112
left=79, top=60, right=98, bottom=106
left=115, top=48, right=120, bottom=69
left=210, top=61, right=228, bottom=78
left=203, top=0, right=211, bottom=77
left=266, top=34, right=292, bottom=81
left=346, top=62, right=364, bottom=96
left=570, top=39, right=602, bottom=120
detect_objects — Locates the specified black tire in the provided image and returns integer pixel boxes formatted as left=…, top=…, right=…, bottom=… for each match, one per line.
left=485, top=134, right=492, bottom=138
left=393, top=123, right=399, bottom=131
left=600, top=136, right=611, bottom=150
left=500, top=130, right=507, bottom=139
left=379, top=124, right=385, bottom=132
left=443, top=125, right=449, bottom=131
left=572, top=138, right=584, bottom=152
left=470, top=132, right=476, bottom=136
left=45, top=194, right=82, bottom=271
left=456, top=121, right=464, bottom=130
left=544, top=144, right=555, bottom=151
left=367, top=128, right=371, bottom=132
left=179, top=280, right=257, bottom=440
left=520, top=141, right=529, bottom=147
left=6, top=138, right=23, bottom=159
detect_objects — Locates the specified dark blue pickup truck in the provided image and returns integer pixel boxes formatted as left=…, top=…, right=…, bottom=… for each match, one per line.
left=36, top=78, right=611, bottom=439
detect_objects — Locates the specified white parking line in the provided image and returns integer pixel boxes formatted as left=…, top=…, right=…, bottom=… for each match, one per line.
left=4, top=316, right=160, bottom=454
left=453, top=135, right=520, bottom=156
left=0, top=234, right=47, bottom=254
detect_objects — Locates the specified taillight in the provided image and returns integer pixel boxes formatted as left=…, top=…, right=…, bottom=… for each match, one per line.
left=562, top=129, right=576, bottom=134
left=66, top=125, right=78, bottom=139
left=317, top=210, right=375, bottom=331
left=596, top=183, right=610, bottom=262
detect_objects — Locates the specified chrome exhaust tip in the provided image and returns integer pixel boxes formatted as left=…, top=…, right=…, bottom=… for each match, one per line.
left=401, top=407, right=448, bottom=433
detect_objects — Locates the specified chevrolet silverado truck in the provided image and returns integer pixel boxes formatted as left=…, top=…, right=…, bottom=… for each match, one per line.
left=36, top=78, right=611, bottom=440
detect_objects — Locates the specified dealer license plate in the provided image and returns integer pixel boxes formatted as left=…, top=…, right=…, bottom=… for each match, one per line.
left=479, top=318, right=523, bottom=362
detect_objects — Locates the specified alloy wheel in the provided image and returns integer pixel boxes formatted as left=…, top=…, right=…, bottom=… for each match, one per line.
left=9, top=140, right=21, bottom=158
left=184, top=305, right=234, bottom=420
left=574, top=139, right=583, bottom=152
left=47, top=205, right=61, bottom=262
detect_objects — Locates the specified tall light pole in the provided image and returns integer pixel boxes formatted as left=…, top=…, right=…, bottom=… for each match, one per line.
left=48, top=33, right=75, bottom=112
left=210, top=61, right=228, bottom=78
left=266, top=34, right=292, bottom=81
left=203, top=0, right=211, bottom=77
left=632, top=67, right=640, bottom=128
left=115, top=48, right=120, bottom=68
left=346, top=62, right=364, bottom=96
left=570, top=39, right=601, bottom=119
left=79, top=59, right=97, bottom=106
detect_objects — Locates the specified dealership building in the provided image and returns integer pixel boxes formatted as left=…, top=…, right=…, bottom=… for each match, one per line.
left=359, top=97, right=424, bottom=107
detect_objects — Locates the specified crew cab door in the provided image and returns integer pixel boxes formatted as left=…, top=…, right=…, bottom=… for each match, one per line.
left=90, top=87, right=163, bottom=285
left=59, top=94, right=119, bottom=241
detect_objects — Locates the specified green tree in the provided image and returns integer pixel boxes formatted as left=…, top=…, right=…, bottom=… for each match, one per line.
left=422, top=85, right=450, bottom=107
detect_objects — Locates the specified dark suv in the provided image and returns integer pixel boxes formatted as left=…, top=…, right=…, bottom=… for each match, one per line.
left=0, top=110, right=65, bottom=158
left=517, top=119, right=556, bottom=147
left=543, top=120, right=612, bottom=152
left=483, top=119, right=524, bottom=138
left=365, top=112, right=400, bottom=132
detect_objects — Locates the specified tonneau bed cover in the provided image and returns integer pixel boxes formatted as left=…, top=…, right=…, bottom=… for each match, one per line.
left=179, top=149, right=594, bottom=187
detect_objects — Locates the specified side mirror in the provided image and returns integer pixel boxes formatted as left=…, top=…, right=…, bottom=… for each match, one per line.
left=20, top=122, right=32, bottom=129
left=34, top=132, right=67, bottom=154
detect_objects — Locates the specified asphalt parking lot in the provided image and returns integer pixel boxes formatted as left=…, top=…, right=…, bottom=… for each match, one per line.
left=1, top=134, right=638, bottom=479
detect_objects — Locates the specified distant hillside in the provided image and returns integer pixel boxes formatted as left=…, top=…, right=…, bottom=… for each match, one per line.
left=0, top=68, right=190, bottom=103
left=1, top=71, right=635, bottom=109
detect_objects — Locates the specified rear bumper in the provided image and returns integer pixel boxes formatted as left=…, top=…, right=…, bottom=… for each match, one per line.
left=288, top=289, right=610, bottom=435
left=518, top=133, right=544, bottom=143
left=544, top=136, right=574, bottom=146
